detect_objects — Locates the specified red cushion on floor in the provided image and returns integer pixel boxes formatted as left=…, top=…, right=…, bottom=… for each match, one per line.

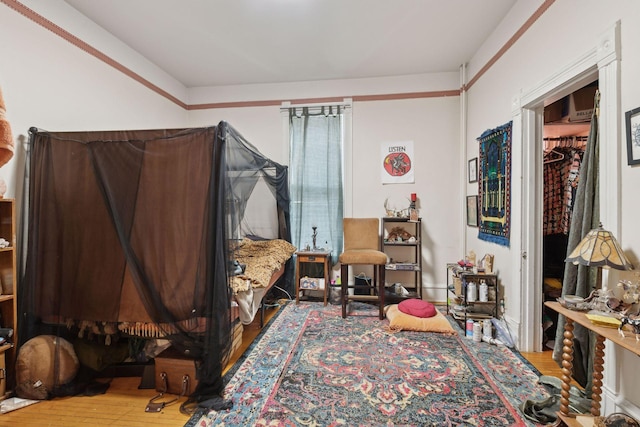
left=398, top=298, right=436, bottom=318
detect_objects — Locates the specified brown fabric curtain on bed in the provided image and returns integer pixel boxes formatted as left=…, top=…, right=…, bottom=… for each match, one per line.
left=20, top=122, right=257, bottom=410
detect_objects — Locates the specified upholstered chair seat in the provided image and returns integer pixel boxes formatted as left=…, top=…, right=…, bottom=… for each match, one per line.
left=339, top=249, right=388, bottom=265
left=339, top=218, right=387, bottom=319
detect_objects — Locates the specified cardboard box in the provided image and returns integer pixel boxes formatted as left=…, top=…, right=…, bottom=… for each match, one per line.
left=453, top=277, right=462, bottom=296
left=544, top=99, right=564, bottom=124
left=300, top=277, right=325, bottom=290
left=544, top=85, right=597, bottom=124
left=568, top=85, right=597, bottom=122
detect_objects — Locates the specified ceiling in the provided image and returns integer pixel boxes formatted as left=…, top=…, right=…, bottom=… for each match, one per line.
left=62, top=0, right=517, bottom=88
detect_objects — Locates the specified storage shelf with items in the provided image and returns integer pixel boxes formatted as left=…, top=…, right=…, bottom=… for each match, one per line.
left=381, top=217, right=422, bottom=302
left=0, top=198, right=17, bottom=399
left=447, top=269, right=498, bottom=330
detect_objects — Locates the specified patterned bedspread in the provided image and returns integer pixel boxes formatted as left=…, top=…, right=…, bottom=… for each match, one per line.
left=230, top=238, right=296, bottom=294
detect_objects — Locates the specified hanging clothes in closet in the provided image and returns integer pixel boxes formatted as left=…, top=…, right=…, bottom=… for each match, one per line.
left=543, top=136, right=587, bottom=236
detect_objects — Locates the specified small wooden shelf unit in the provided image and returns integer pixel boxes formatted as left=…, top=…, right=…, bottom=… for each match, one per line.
left=0, top=199, right=17, bottom=400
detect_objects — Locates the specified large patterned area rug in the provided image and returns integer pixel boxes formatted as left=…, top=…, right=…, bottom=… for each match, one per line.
left=187, top=302, right=548, bottom=426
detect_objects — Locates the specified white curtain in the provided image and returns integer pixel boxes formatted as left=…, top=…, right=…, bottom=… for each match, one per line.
left=289, top=106, right=343, bottom=264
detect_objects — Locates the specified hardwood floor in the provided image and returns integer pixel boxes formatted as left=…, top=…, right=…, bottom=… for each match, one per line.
left=520, top=347, right=565, bottom=378
left=0, top=305, right=564, bottom=427
left=0, top=307, right=281, bottom=427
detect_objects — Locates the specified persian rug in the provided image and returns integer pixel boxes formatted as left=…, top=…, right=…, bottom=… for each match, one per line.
left=187, top=302, right=548, bottom=427
left=478, top=121, right=512, bottom=247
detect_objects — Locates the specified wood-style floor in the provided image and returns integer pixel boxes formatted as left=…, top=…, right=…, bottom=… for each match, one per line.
left=0, top=309, right=276, bottom=427
left=520, top=347, right=564, bottom=378
left=0, top=305, right=563, bottom=427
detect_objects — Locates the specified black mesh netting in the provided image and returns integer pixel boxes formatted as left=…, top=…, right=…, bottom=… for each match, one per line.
left=19, top=121, right=291, bottom=411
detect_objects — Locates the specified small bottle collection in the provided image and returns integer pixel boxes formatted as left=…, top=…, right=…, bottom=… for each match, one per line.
left=449, top=250, right=513, bottom=346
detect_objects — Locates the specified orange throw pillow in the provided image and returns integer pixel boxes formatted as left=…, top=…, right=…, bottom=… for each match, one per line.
left=385, top=304, right=455, bottom=334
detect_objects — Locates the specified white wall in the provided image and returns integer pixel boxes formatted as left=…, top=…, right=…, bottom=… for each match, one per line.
left=351, top=97, right=461, bottom=300
left=188, top=72, right=459, bottom=105
left=189, top=106, right=286, bottom=164
left=0, top=5, right=187, bottom=202
left=465, top=0, right=640, bottom=417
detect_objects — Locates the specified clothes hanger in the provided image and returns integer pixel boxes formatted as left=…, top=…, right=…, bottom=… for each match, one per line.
left=543, top=148, right=565, bottom=164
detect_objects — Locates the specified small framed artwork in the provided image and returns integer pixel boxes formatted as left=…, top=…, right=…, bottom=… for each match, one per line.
left=468, top=157, right=478, bottom=183
left=466, top=195, right=478, bottom=227
left=626, top=106, right=640, bottom=165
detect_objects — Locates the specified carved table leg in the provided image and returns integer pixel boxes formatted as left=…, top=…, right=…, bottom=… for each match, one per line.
left=591, top=334, right=605, bottom=417
left=559, top=318, right=575, bottom=418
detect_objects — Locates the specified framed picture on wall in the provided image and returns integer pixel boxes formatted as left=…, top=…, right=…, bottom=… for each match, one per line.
left=468, top=158, right=478, bottom=183
left=626, top=106, right=640, bottom=165
left=466, top=195, right=478, bottom=227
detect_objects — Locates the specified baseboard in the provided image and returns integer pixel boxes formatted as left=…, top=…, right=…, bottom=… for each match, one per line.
left=603, top=385, right=640, bottom=422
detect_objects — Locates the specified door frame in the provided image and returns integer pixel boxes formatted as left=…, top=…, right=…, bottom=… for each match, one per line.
left=516, top=22, right=621, bottom=352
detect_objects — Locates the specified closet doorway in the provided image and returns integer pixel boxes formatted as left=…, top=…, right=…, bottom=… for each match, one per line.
left=541, top=81, right=596, bottom=350
left=518, top=23, right=620, bottom=353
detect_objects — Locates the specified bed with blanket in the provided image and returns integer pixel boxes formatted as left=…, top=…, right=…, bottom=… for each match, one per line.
left=230, top=238, right=296, bottom=325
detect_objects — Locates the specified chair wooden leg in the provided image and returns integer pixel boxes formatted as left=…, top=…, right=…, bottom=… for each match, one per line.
left=378, top=265, right=385, bottom=320
left=341, top=264, right=348, bottom=318
left=340, top=263, right=385, bottom=320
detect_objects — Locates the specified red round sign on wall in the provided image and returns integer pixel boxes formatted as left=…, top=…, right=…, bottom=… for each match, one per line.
left=383, top=152, right=412, bottom=176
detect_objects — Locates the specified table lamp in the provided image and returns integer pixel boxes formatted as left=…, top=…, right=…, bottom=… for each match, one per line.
left=565, top=223, right=634, bottom=276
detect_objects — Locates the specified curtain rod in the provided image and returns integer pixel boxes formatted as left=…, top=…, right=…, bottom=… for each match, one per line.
left=543, top=136, right=588, bottom=141
left=280, top=99, right=352, bottom=111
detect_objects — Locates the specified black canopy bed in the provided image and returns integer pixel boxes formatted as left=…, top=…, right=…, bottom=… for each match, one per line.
left=19, top=121, right=294, bottom=411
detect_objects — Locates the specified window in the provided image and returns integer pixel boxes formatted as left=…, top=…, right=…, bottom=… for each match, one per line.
left=288, top=105, right=347, bottom=263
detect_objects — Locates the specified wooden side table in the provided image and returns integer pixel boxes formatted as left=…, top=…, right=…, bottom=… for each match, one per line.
left=544, top=301, right=640, bottom=426
left=295, top=250, right=331, bottom=306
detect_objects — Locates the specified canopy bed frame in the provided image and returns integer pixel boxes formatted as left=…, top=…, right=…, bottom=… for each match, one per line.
left=19, top=121, right=293, bottom=411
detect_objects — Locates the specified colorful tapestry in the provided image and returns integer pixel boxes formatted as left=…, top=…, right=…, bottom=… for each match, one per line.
left=478, top=122, right=512, bottom=246
left=188, top=302, right=549, bottom=426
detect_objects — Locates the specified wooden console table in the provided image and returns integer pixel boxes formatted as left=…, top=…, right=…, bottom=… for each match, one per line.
left=544, top=301, right=640, bottom=426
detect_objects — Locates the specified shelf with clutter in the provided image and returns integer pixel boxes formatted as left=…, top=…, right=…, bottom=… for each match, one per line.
left=445, top=252, right=512, bottom=346
left=381, top=216, right=422, bottom=302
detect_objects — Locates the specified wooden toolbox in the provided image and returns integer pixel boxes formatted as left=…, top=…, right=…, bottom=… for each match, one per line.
left=154, top=347, right=199, bottom=396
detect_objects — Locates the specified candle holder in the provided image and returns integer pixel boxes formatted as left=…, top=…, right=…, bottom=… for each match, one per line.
left=312, top=226, right=318, bottom=251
